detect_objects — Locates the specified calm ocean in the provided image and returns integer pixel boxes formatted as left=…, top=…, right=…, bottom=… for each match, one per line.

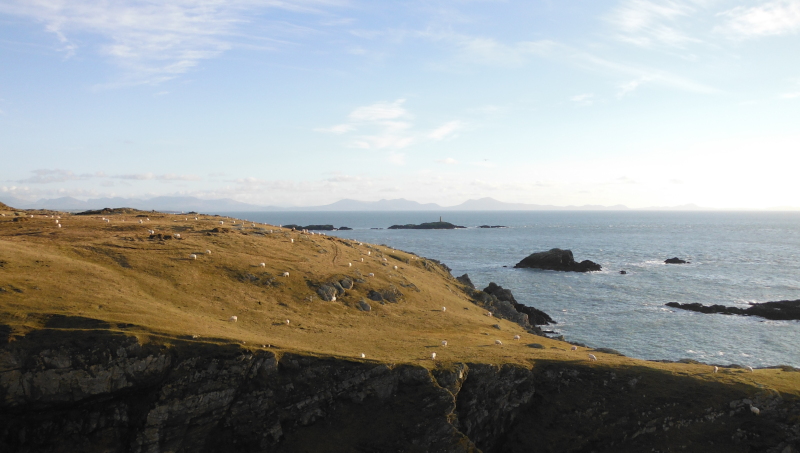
left=228, top=211, right=800, bottom=368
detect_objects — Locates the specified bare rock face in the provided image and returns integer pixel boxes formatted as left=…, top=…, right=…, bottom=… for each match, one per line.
left=483, top=282, right=555, bottom=326
left=514, top=248, right=601, bottom=272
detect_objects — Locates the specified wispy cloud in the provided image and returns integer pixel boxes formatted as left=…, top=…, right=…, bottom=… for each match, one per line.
left=317, top=99, right=463, bottom=151
left=115, top=173, right=202, bottom=181
left=17, top=169, right=106, bottom=184
left=606, top=0, right=702, bottom=48
left=570, top=93, right=595, bottom=106
left=436, top=158, right=458, bottom=165
left=718, top=0, right=800, bottom=38
left=0, top=0, right=347, bottom=85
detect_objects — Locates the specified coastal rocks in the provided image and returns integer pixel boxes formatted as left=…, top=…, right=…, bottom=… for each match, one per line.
left=483, top=282, right=555, bottom=326
left=665, top=257, right=689, bottom=264
left=514, top=248, right=601, bottom=272
left=456, top=274, right=476, bottom=289
left=478, top=225, right=506, bottom=228
left=666, top=299, right=800, bottom=321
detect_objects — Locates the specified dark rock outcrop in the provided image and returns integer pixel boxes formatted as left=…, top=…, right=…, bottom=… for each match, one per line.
left=456, top=274, right=476, bottom=289
left=666, top=299, right=800, bottom=321
left=665, top=257, right=689, bottom=264
left=514, top=248, right=601, bottom=272
left=483, top=282, right=555, bottom=326
left=478, top=225, right=506, bottom=229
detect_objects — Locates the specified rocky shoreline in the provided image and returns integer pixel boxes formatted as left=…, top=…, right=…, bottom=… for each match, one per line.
left=667, top=299, right=800, bottom=321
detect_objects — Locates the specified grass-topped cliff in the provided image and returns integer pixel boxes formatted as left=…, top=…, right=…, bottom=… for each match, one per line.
left=2, top=206, right=800, bottom=452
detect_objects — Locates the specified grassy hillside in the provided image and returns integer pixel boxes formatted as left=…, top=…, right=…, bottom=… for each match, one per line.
left=1, top=207, right=799, bottom=398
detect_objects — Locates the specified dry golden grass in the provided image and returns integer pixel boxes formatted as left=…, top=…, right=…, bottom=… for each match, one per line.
left=1, top=208, right=798, bottom=397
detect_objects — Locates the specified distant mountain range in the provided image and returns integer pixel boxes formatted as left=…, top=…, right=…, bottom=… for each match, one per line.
left=0, top=195, right=768, bottom=213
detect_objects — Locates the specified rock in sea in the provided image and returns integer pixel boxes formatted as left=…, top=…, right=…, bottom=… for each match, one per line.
left=514, top=248, right=601, bottom=272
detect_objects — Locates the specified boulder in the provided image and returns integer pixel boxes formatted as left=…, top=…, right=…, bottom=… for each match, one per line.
left=665, top=257, right=688, bottom=264
left=456, top=274, right=475, bottom=289
left=340, top=278, right=353, bottom=290
left=317, top=284, right=337, bottom=301
left=514, top=248, right=601, bottom=272
left=357, top=300, right=371, bottom=312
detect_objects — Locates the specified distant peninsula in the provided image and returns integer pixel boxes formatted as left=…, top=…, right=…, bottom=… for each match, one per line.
left=388, top=221, right=466, bottom=230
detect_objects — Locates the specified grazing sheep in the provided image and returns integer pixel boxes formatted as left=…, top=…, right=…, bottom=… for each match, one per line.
left=360, top=258, right=364, bottom=262
left=750, top=406, right=760, bottom=415
left=189, top=254, right=197, bottom=260
left=367, top=251, right=370, bottom=255
left=486, top=312, right=493, bottom=317
left=747, top=366, right=754, bottom=372
left=495, top=340, right=503, bottom=345
left=331, top=296, right=337, bottom=302
left=55, top=220, right=59, bottom=224
left=368, top=273, right=375, bottom=277
left=57, top=224, right=61, bottom=228
left=285, top=319, right=290, bottom=325
left=290, top=239, right=294, bottom=243
left=105, top=219, right=110, bottom=223
left=441, top=340, right=447, bottom=347
left=206, top=250, right=211, bottom=254
left=259, top=263, right=266, bottom=267
left=588, top=354, right=598, bottom=361
left=192, top=335, right=199, bottom=339
left=219, top=221, right=224, bottom=225
left=195, top=217, right=198, bottom=220
left=431, top=352, right=436, bottom=360
left=571, top=346, right=578, bottom=351
left=442, top=306, right=446, bottom=312
left=139, top=220, right=143, bottom=224
left=282, top=272, right=290, bottom=277
left=361, top=353, right=366, bottom=358
left=348, top=263, right=352, bottom=267
left=513, top=335, right=521, bottom=340
left=146, top=218, right=150, bottom=221
left=174, top=234, right=181, bottom=239
left=714, top=366, right=719, bottom=373
left=393, top=265, right=398, bottom=270
left=148, top=229, right=155, bottom=234
left=382, top=258, right=387, bottom=262
left=229, top=316, right=238, bottom=322
left=251, top=223, right=255, bottom=227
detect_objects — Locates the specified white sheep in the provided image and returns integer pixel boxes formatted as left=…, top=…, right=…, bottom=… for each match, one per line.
left=148, top=229, right=155, bottom=234
left=747, top=366, right=754, bottom=372
left=105, top=219, right=110, bottom=223
left=206, top=250, right=212, bottom=254
left=382, top=258, right=387, bottom=262
left=513, top=335, right=521, bottom=340
left=571, top=346, right=578, bottom=351
left=588, top=354, right=598, bottom=361
left=57, top=224, right=62, bottom=228
left=348, top=263, right=352, bottom=267
left=146, top=218, right=150, bottom=221
left=393, top=265, right=398, bottom=270
left=360, top=258, right=364, bottom=262
left=441, top=340, right=447, bottom=347
left=195, top=217, right=198, bottom=220
left=367, top=251, right=371, bottom=255
left=368, top=273, right=375, bottom=277
left=174, top=234, right=181, bottom=239
left=219, top=221, right=224, bottom=225
left=331, top=295, right=337, bottom=302
left=139, top=219, right=143, bottom=224
left=189, top=254, right=197, bottom=260
left=431, top=352, right=436, bottom=360
left=361, top=353, right=366, bottom=358
left=750, top=406, right=760, bottom=415
left=285, top=319, right=290, bottom=325
left=714, top=366, right=719, bottom=373
left=290, top=239, right=294, bottom=243
left=282, top=272, right=290, bottom=277
left=259, top=263, right=266, bottom=267
left=495, top=340, right=503, bottom=345
left=55, top=219, right=59, bottom=224
left=229, top=316, right=238, bottom=322
left=442, top=306, right=446, bottom=312
left=486, top=312, right=493, bottom=317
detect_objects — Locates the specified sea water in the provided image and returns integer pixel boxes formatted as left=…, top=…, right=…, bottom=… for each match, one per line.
left=227, top=211, right=800, bottom=368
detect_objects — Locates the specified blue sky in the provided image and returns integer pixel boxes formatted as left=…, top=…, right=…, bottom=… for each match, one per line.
left=1, top=0, right=799, bottom=208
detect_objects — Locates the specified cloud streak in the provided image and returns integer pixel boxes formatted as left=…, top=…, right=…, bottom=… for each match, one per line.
left=0, top=0, right=347, bottom=85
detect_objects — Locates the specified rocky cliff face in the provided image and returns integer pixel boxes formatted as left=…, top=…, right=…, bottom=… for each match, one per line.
left=2, top=328, right=799, bottom=453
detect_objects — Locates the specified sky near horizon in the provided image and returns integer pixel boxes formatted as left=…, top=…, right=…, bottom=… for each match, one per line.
left=1, top=1, right=799, bottom=209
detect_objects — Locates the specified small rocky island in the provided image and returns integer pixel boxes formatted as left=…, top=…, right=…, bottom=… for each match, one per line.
left=388, top=221, right=465, bottom=230
left=514, top=248, right=602, bottom=272
left=665, top=257, right=689, bottom=264
left=666, top=299, right=800, bottom=321
left=478, top=225, right=506, bottom=228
